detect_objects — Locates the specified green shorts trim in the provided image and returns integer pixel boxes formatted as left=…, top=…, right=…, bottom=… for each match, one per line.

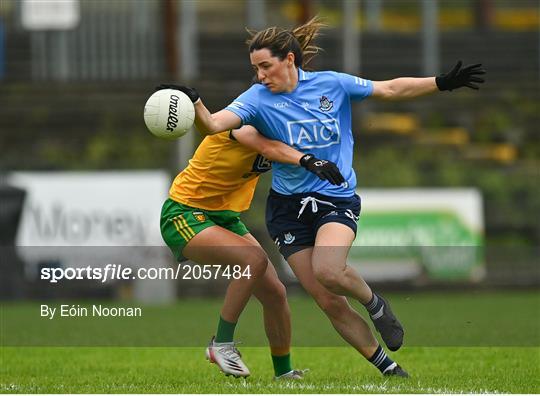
left=160, top=198, right=250, bottom=262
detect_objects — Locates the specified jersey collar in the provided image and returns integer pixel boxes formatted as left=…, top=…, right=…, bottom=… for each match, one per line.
left=298, top=68, right=311, bottom=81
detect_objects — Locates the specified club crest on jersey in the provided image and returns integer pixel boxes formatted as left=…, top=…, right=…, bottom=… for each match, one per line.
left=319, top=96, right=334, bottom=112
left=251, top=155, right=272, bottom=173
left=242, top=155, right=272, bottom=178
left=192, top=211, right=207, bottom=222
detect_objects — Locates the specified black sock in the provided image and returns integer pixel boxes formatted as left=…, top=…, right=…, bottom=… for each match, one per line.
left=364, top=293, right=385, bottom=319
left=368, top=345, right=396, bottom=374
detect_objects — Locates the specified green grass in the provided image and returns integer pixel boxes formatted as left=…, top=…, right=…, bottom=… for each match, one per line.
left=1, top=346, right=539, bottom=393
left=1, top=291, right=539, bottom=393
left=2, top=292, right=539, bottom=347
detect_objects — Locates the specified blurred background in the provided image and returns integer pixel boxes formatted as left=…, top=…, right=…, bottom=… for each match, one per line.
left=0, top=0, right=538, bottom=329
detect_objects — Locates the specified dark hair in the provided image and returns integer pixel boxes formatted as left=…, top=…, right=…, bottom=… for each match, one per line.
left=246, top=16, right=325, bottom=68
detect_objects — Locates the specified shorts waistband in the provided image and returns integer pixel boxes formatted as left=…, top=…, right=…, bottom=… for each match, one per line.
left=268, top=188, right=355, bottom=201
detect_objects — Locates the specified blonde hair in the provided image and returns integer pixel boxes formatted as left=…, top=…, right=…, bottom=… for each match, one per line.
left=246, top=16, right=326, bottom=68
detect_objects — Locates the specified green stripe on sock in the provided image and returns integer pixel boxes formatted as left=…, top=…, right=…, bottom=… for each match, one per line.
left=272, top=353, right=292, bottom=377
left=215, top=316, right=236, bottom=343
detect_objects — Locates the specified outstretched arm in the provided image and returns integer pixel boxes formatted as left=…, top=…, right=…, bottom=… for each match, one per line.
left=371, top=61, right=485, bottom=100
left=232, top=126, right=345, bottom=186
left=372, top=77, right=437, bottom=100
left=155, top=84, right=242, bottom=135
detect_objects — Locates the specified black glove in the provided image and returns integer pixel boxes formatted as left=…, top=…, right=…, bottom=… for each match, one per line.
left=155, top=83, right=200, bottom=103
left=300, top=154, right=345, bottom=186
left=435, top=61, right=486, bottom=91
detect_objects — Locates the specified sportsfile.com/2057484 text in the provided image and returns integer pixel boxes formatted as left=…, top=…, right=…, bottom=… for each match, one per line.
left=39, top=263, right=252, bottom=284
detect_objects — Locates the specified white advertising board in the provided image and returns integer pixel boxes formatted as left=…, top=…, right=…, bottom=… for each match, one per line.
left=7, top=171, right=173, bottom=299
left=9, top=171, right=168, bottom=247
left=21, top=0, right=80, bottom=31
left=352, top=188, right=485, bottom=282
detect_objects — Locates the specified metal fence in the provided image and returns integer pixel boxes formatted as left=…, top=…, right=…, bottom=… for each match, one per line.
left=4, top=0, right=165, bottom=81
left=1, top=0, right=538, bottom=82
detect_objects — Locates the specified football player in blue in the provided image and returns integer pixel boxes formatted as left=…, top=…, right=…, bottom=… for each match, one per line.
left=168, top=16, right=485, bottom=378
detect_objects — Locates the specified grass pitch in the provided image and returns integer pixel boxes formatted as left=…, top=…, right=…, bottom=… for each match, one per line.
left=2, top=346, right=539, bottom=393
left=1, top=291, right=539, bottom=393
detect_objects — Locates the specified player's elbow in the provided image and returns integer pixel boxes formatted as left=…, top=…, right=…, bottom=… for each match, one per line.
left=208, top=117, right=225, bottom=135
left=195, top=115, right=225, bottom=136
left=258, top=143, right=279, bottom=161
left=373, top=80, right=400, bottom=100
left=380, top=82, right=399, bottom=100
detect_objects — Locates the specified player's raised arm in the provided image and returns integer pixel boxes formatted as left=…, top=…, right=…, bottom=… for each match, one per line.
left=371, top=61, right=485, bottom=100
left=232, top=126, right=345, bottom=186
left=155, top=83, right=242, bottom=135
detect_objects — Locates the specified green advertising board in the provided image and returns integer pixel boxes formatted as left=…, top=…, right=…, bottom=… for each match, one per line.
left=350, top=189, right=485, bottom=282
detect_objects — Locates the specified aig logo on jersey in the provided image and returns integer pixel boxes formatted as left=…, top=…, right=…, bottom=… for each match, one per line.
left=287, top=118, right=341, bottom=149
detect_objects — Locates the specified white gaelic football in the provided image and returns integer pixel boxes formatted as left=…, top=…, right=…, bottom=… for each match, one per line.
left=144, top=89, right=195, bottom=139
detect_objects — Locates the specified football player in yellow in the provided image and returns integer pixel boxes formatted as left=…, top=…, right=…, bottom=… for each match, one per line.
left=160, top=123, right=344, bottom=379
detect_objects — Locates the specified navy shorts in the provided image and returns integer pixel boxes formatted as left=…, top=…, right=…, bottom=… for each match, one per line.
left=265, top=189, right=361, bottom=259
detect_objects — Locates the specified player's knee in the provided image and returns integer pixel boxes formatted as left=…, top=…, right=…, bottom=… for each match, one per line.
left=241, top=249, right=268, bottom=279
left=270, top=280, right=287, bottom=304
left=258, top=279, right=287, bottom=308
left=313, top=265, right=341, bottom=292
left=315, top=294, right=349, bottom=318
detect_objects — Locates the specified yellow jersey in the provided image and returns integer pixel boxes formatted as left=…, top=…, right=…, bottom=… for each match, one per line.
left=169, top=131, right=271, bottom=212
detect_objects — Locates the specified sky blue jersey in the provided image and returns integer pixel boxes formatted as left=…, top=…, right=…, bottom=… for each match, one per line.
left=225, top=69, right=373, bottom=197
